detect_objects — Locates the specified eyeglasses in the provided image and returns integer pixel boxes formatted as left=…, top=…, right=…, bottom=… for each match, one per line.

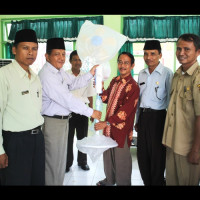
left=117, top=60, right=130, bottom=66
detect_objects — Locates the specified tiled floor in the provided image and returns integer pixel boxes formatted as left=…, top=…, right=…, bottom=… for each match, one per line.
left=63, top=134, right=144, bottom=186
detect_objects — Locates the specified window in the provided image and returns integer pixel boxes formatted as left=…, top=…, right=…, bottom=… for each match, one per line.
left=2, top=16, right=103, bottom=74
left=2, top=22, right=12, bottom=58
left=3, top=22, right=74, bottom=74
left=30, top=42, right=73, bottom=74
left=132, top=42, right=200, bottom=81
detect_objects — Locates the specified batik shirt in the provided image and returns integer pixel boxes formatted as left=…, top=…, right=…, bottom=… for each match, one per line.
left=101, top=74, right=139, bottom=148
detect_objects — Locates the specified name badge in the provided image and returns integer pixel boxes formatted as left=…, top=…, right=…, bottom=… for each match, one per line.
left=184, top=86, right=190, bottom=92
left=198, top=84, right=200, bottom=91
left=21, top=90, right=29, bottom=95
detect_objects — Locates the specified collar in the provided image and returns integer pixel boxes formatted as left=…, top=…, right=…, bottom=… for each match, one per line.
left=46, top=61, right=62, bottom=74
left=67, top=69, right=83, bottom=77
left=115, top=73, right=132, bottom=84
left=14, top=59, right=36, bottom=80
left=144, top=62, right=163, bottom=75
left=175, top=61, right=199, bottom=76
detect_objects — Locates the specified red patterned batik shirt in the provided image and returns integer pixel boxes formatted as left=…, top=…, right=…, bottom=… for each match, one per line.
left=101, top=74, right=139, bottom=148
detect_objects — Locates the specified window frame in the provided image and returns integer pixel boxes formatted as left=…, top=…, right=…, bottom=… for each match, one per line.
left=132, top=42, right=178, bottom=80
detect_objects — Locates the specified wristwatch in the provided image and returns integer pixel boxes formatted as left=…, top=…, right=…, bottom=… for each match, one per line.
left=106, top=121, right=110, bottom=126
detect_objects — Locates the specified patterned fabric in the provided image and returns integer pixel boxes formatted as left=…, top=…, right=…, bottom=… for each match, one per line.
left=101, top=74, right=139, bottom=148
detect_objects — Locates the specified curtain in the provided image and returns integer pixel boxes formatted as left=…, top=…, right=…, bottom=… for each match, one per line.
left=6, top=16, right=103, bottom=58
left=123, top=16, right=200, bottom=42
left=120, top=16, right=200, bottom=76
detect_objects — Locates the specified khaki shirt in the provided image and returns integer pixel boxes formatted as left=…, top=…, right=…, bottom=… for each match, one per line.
left=162, top=62, right=200, bottom=156
left=0, top=60, right=44, bottom=155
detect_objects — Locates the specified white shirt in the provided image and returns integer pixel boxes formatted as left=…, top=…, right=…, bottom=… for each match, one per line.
left=66, top=69, right=96, bottom=104
left=38, top=62, right=94, bottom=117
left=0, top=60, right=44, bottom=154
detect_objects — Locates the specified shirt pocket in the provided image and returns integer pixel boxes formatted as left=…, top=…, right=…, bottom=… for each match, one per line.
left=179, top=86, right=193, bottom=111
left=151, top=86, right=166, bottom=102
left=30, top=86, right=42, bottom=110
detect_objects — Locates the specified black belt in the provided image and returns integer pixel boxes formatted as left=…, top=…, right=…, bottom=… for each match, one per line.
left=140, top=108, right=166, bottom=113
left=43, top=114, right=71, bottom=120
left=3, top=125, right=42, bottom=135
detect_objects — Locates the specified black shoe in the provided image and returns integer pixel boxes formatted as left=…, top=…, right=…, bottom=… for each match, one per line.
left=78, top=164, right=90, bottom=171
left=66, top=167, right=70, bottom=172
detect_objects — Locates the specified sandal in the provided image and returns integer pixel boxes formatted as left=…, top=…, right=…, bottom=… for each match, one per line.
left=96, top=180, right=107, bottom=186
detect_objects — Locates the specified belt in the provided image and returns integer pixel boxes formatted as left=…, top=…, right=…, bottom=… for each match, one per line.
left=29, top=126, right=41, bottom=134
left=43, top=114, right=71, bottom=120
left=2, top=126, right=42, bottom=135
left=140, top=108, right=166, bottom=113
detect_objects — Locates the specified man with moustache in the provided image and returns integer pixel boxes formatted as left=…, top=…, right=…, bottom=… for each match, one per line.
left=135, top=40, right=173, bottom=185
left=39, top=38, right=101, bottom=185
left=162, top=33, right=200, bottom=185
left=95, top=52, right=139, bottom=186
left=0, top=29, right=45, bottom=185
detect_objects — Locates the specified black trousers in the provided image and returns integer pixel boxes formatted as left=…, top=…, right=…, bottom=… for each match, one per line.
left=0, top=128, right=45, bottom=185
left=137, top=109, right=166, bottom=186
left=66, top=113, right=89, bottom=168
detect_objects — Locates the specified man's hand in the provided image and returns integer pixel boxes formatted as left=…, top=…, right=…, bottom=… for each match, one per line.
left=91, top=110, right=102, bottom=121
left=0, top=153, right=8, bottom=169
left=187, top=150, right=200, bottom=165
left=94, top=121, right=107, bottom=131
left=90, top=65, right=99, bottom=76
left=188, top=116, right=200, bottom=165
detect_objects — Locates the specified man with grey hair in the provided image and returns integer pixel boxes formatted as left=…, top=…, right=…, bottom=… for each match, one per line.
left=39, top=37, right=101, bottom=185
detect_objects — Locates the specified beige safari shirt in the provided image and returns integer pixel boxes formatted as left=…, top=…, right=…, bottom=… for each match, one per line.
left=0, top=60, right=44, bottom=155
left=162, top=62, right=200, bottom=156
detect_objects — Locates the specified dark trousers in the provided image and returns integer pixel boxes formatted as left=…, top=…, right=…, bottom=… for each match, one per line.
left=137, top=109, right=166, bottom=186
left=0, top=128, right=45, bottom=185
left=66, top=113, right=89, bottom=168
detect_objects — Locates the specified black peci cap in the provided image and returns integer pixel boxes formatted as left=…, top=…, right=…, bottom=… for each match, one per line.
left=14, top=29, right=38, bottom=45
left=143, top=40, right=161, bottom=51
left=46, top=38, right=65, bottom=52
